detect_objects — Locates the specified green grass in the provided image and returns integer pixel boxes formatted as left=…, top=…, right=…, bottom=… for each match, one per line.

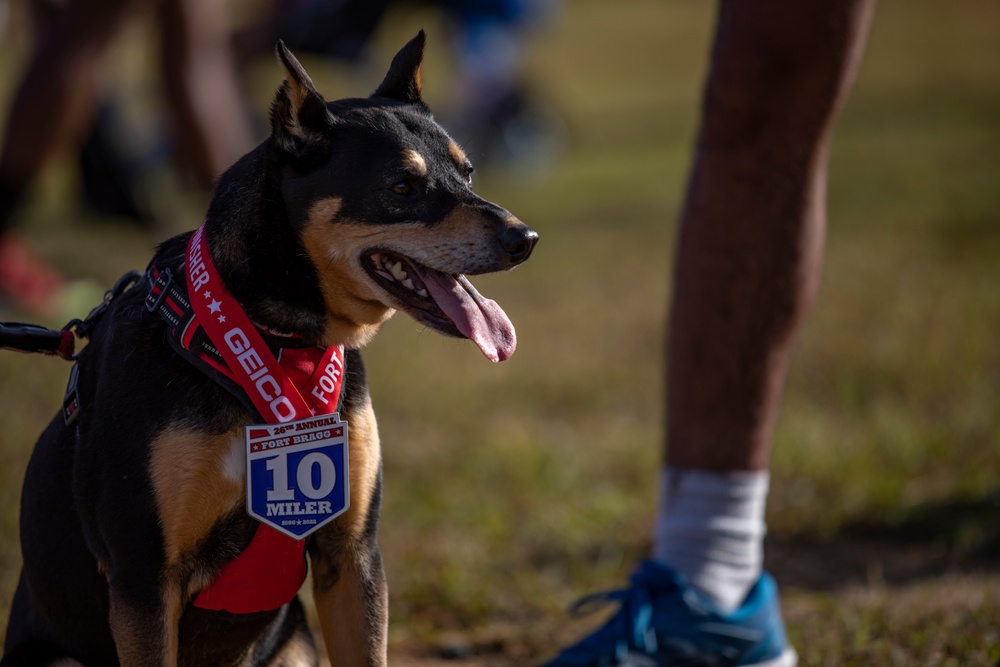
left=2, top=0, right=1000, bottom=664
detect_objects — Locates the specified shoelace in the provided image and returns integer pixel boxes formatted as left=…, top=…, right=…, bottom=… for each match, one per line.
left=562, top=569, right=670, bottom=663
left=551, top=565, right=775, bottom=667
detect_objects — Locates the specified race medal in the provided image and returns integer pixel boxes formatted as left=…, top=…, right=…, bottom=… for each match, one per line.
left=246, top=414, right=350, bottom=540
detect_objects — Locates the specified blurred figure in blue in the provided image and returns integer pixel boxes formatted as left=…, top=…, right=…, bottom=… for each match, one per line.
left=234, top=0, right=563, bottom=169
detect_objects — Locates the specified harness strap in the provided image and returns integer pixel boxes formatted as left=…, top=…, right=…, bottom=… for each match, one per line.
left=144, top=258, right=346, bottom=615
left=145, top=267, right=257, bottom=415
left=0, top=270, right=141, bottom=425
left=1, top=270, right=142, bottom=361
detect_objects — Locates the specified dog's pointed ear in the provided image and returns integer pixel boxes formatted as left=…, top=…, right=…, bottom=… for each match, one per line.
left=372, top=31, right=426, bottom=104
left=270, top=41, right=330, bottom=157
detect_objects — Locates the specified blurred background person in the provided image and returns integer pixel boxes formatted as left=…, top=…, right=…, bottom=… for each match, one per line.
left=0, top=0, right=251, bottom=317
left=0, top=0, right=561, bottom=320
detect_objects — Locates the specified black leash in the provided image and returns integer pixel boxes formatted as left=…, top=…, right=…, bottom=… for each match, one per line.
left=0, top=322, right=76, bottom=359
left=0, top=270, right=142, bottom=361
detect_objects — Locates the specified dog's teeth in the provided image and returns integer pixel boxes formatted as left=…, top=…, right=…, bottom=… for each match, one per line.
left=417, top=288, right=428, bottom=298
left=390, top=264, right=408, bottom=281
left=402, top=279, right=414, bottom=290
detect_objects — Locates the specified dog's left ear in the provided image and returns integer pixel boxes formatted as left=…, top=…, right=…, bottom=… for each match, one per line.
left=270, top=41, right=330, bottom=158
left=372, top=31, right=426, bottom=104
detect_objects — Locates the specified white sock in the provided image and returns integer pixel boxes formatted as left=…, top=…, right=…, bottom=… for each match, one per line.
left=651, top=467, right=769, bottom=614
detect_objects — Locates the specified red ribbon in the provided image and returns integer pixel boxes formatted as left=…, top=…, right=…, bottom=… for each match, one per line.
left=186, top=225, right=344, bottom=421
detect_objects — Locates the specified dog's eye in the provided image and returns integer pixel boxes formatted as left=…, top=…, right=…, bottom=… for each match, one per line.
left=389, top=181, right=415, bottom=196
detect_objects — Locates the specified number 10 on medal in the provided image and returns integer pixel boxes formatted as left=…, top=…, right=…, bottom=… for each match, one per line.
left=265, top=451, right=338, bottom=501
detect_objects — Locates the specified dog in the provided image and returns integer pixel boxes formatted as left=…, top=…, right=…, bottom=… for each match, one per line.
left=1, top=32, right=536, bottom=667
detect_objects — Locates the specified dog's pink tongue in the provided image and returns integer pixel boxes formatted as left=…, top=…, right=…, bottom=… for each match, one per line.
left=421, top=270, right=516, bottom=362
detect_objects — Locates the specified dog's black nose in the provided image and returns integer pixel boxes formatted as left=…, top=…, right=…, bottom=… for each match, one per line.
left=500, top=225, right=539, bottom=264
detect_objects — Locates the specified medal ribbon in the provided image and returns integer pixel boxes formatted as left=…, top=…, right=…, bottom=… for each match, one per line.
left=186, top=224, right=345, bottom=614
left=185, top=225, right=344, bottom=419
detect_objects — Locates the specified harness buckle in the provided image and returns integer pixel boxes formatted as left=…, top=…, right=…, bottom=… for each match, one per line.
left=146, top=268, right=174, bottom=314
left=62, top=363, right=82, bottom=426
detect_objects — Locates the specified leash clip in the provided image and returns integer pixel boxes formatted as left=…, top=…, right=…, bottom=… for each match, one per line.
left=63, top=270, right=143, bottom=357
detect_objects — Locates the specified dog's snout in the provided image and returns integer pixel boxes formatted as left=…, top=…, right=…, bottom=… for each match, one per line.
left=500, top=225, right=538, bottom=264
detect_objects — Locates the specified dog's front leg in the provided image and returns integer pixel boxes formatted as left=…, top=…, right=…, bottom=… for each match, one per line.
left=310, top=395, right=388, bottom=667
left=108, top=580, right=181, bottom=667
left=311, top=541, right=387, bottom=667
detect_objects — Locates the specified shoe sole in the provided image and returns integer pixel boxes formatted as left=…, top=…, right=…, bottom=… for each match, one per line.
left=744, top=648, right=798, bottom=667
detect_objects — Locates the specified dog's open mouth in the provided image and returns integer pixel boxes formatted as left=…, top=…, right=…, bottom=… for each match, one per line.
left=363, top=252, right=516, bottom=362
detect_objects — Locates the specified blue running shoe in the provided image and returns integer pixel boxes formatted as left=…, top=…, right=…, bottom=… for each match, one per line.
left=539, top=561, right=797, bottom=666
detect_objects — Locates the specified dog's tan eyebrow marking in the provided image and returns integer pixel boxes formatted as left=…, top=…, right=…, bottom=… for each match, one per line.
left=448, top=142, right=468, bottom=168
left=402, top=150, right=428, bottom=176
left=310, top=195, right=343, bottom=224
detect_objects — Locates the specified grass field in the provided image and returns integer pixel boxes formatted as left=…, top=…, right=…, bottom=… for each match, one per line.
left=1, top=0, right=999, bottom=664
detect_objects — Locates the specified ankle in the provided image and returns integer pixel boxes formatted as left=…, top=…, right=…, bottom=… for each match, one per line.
left=651, top=467, right=769, bottom=613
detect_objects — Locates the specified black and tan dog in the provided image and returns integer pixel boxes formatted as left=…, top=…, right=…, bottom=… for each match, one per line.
left=1, top=33, right=536, bottom=667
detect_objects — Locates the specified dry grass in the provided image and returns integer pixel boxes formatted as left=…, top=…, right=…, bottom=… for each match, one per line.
left=1, top=0, right=999, bottom=664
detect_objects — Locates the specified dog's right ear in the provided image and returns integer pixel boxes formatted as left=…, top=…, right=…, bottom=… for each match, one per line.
left=270, top=41, right=330, bottom=158
left=372, top=31, right=426, bottom=104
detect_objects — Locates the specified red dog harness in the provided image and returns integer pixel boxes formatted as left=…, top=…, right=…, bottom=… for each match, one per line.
left=145, top=226, right=346, bottom=614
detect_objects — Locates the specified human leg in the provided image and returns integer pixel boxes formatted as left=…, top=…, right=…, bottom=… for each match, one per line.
left=541, top=1, right=876, bottom=664
left=0, top=0, right=138, bottom=210
left=655, top=0, right=876, bottom=612
left=157, top=0, right=252, bottom=189
left=665, top=0, right=876, bottom=474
